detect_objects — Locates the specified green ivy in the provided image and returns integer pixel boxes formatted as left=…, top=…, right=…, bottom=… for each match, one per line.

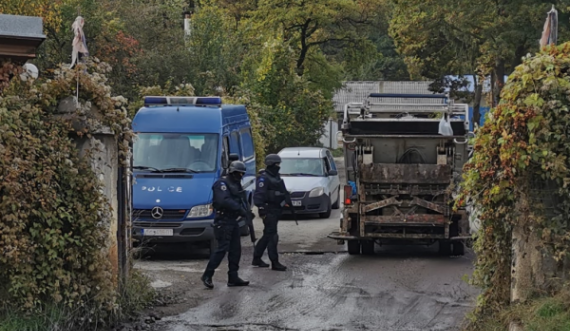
left=0, top=58, right=133, bottom=316
left=458, top=42, right=570, bottom=320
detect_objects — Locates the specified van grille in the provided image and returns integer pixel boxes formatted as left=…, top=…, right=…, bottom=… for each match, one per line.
left=132, top=209, right=187, bottom=220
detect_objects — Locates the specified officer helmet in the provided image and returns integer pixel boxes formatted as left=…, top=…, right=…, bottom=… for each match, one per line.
left=228, top=161, right=246, bottom=174
left=264, top=154, right=281, bottom=166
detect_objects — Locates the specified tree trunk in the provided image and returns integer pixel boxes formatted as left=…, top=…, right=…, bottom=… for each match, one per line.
left=489, top=72, right=497, bottom=108
left=494, top=59, right=506, bottom=105
left=296, top=20, right=311, bottom=76
left=472, top=74, right=483, bottom=129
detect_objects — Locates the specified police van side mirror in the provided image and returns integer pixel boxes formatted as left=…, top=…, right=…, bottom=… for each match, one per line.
left=229, top=153, right=239, bottom=162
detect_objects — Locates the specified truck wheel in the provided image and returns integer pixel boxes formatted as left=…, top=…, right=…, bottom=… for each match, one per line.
left=438, top=240, right=452, bottom=256
left=361, top=240, right=374, bottom=255
left=452, top=241, right=465, bottom=256
left=347, top=240, right=361, bottom=255
left=332, top=187, right=340, bottom=209
left=319, top=198, right=332, bottom=218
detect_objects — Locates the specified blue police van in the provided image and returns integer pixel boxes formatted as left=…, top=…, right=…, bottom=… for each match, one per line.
left=131, top=96, right=256, bottom=254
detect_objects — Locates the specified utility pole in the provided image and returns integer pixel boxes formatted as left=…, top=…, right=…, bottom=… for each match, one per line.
left=184, top=11, right=192, bottom=44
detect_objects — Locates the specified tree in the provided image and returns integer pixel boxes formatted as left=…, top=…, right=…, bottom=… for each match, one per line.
left=185, top=4, right=246, bottom=95
left=389, top=0, right=570, bottom=109
left=250, top=0, right=386, bottom=76
left=241, top=37, right=332, bottom=152
left=390, top=0, right=483, bottom=122
left=0, top=0, right=65, bottom=33
left=321, top=1, right=409, bottom=81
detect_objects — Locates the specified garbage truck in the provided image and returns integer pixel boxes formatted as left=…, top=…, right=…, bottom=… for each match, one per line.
left=328, top=93, right=472, bottom=255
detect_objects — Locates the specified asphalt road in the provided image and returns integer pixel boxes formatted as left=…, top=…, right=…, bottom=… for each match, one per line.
left=131, top=158, right=478, bottom=331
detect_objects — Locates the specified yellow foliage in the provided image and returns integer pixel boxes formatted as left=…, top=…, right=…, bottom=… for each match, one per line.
left=0, top=0, right=70, bottom=32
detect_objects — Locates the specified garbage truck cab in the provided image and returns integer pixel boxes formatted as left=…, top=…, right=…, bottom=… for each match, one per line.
left=131, top=96, right=256, bottom=254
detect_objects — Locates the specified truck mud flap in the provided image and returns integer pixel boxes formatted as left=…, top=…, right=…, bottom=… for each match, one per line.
left=327, top=231, right=359, bottom=241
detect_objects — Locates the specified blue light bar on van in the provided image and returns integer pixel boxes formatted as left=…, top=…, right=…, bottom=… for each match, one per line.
left=143, top=96, right=222, bottom=107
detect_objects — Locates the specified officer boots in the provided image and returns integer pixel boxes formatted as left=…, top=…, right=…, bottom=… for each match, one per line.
left=201, top=270, right=214, bottom=289
left=227, top=275, right=250, bottom=287
left=271, top=262, right=287, bottom=271
left=252, top=257, right=269, bottom=268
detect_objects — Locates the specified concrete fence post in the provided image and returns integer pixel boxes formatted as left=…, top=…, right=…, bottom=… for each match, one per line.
left=56, top=96, right=130, bottom=287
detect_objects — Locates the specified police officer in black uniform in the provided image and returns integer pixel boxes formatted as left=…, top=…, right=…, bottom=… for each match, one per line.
left=201, top=161, right=250, bottom=289
left=252, top=154, right=288, bottom=271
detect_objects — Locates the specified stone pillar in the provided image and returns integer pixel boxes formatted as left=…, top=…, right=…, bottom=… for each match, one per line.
left=57, top=96, right=121, bottom=283
left=76, top=133, right=120, bottom=277
left=510, top=181, right=562, bottom=331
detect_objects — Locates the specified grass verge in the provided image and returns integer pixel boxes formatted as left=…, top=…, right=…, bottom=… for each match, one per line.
left=466, top=287, right=570, bottom=331
left=331, top=147, right=343, bottom=157
left=0, top=269, right=155, bottom=331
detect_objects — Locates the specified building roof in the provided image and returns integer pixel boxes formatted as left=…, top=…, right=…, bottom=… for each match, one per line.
left=0, top=14, right=46, bottom=63
left=0, top=14, right=46, bottom=39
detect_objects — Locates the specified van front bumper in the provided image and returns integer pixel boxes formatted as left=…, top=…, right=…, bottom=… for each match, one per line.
left=132, top=219, right=214, bottom=244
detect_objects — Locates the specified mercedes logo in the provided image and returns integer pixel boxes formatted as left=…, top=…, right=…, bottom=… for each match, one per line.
left=151, top=206, right=164, bottom=220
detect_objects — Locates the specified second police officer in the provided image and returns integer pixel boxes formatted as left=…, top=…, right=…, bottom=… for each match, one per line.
left=201, top=160, right=251, bottom=289
left=252, top=154, right=289, bottom=271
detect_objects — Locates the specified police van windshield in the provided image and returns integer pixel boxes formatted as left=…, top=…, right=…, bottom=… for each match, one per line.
left=279, top=158, right=325, bottom=177
left=133, top=133, right=219, bottom=172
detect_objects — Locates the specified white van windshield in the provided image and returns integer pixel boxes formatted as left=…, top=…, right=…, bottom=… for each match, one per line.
left=133, top=133, right=219, bottom=172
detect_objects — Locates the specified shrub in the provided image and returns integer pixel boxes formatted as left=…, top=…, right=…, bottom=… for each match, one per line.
left=0, top=58, right=138, bottom=323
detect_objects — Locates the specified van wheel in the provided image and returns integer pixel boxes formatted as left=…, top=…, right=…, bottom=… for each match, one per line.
left=332, top=187, right=340, bottom=209
left=347, top=240, right=360, bottom=255
left=319, top=198, right=332, bottom=219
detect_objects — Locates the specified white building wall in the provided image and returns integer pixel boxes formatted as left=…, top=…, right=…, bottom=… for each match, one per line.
left=319, top=118, right=339, bottom=149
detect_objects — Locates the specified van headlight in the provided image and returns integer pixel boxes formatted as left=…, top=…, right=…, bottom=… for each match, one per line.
left=309, top=187, right=325, bottom=198
left=187, top=204, right=213, bottom=218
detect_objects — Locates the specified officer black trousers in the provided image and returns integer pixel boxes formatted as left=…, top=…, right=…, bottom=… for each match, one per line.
left=253, top=211, right=281, bottom=263
left=204, top=222, right=241, bottom=280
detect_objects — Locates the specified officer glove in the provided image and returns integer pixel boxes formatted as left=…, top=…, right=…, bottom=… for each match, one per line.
left=239, top=208, right=248, bottom=217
